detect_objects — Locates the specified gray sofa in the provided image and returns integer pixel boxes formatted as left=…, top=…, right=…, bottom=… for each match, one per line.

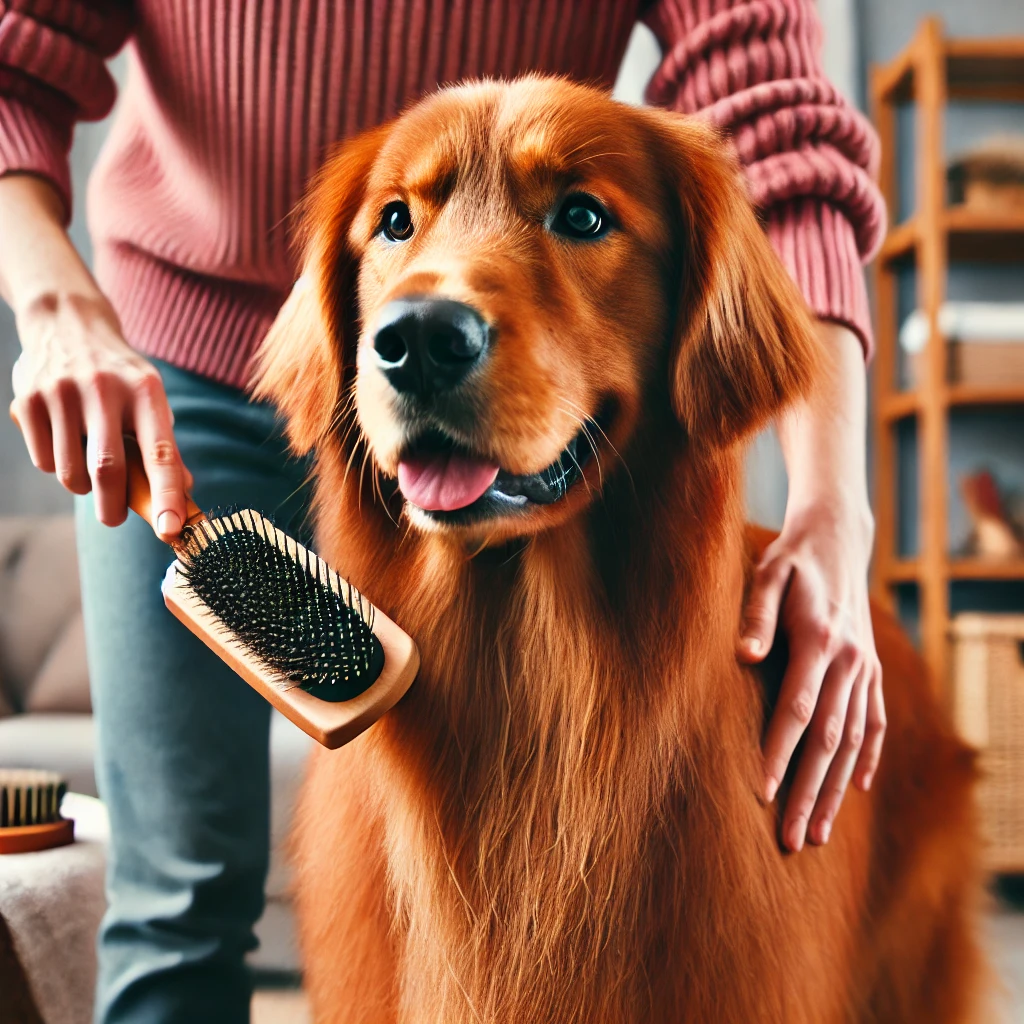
left=0, top=516, right=312, bottom=973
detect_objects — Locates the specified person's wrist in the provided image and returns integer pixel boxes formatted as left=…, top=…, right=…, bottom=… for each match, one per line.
left=16, top=287, right=123, bottom=351
left=0, top=174, right=99, bottom=318
left=782, top=487, right=875, bottom=554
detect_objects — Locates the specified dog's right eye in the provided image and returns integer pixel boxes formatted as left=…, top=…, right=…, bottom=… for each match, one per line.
left=380, top=201, right=414, bottom=242
left=550, top=194, right=611, bottom=241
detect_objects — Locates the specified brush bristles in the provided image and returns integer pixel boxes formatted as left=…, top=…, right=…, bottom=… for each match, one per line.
left=0, top=770, right=67, bottom=827
left=176, top=510, right=385, bottom=701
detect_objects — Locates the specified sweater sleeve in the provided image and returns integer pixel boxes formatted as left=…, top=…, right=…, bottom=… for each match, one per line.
left=0, top=1, right=133, bottom=223
left=641, top=0, right=885, bottom=359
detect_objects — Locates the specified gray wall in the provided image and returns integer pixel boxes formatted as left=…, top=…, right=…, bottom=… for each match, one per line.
left=858, top=0, right=1024, bottom=70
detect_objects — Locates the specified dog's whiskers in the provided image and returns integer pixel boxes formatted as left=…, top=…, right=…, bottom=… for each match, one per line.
left=560, top=397, right=638, bottom=501
left=372, top=461, right=402, bottom=528
left=556, top=401, right=602, bottom=492
left=356, top=445, right=374, bottom=513
left=559, top=133, right=612, bottom=161
left=578, top=151, right=631, bottom=162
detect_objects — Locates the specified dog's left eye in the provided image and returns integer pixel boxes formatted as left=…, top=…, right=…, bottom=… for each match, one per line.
left=551, top=194, right=610, bottom=240
left=380, top=201, right=414, bottom=242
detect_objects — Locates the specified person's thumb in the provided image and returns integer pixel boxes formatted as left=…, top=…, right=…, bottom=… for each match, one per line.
left=739, top=557, right=790, bottom=662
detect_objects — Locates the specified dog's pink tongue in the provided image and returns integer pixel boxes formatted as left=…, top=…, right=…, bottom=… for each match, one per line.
left=398, top=451, right=499, bottom=512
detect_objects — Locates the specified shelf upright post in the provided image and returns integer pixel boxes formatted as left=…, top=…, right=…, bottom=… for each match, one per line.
left=870, top=61, right=901, bottom=613
left=916, top=16, right=951, bottom=694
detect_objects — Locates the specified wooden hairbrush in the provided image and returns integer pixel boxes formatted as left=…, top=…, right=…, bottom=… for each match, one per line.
left=122, top=437, right=419, bottom=748
left=0, top=770, right=74, bottom=854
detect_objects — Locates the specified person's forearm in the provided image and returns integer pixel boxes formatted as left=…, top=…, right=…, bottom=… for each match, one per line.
left=3, top=170, right=190, bottom=539
left=777, top=321, right=874, bottom=540
left=0, top=173, right=101, bottom=319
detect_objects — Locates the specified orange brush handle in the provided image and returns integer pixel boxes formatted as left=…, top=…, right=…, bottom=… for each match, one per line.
left=121, top=436, right=205, bottom=538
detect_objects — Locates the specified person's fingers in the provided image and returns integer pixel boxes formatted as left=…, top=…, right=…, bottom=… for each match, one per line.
left=761, top=624, right=832, bottom=803
left=739, top=554, right=792, bottom=663
left=46, top=381, right=91, bottom=495
left=808, top=664, right=869, bottom=846
left=854, top=662, right=886, bottom=791
left=778, top=647, right=861, bottom=852
left=11, top=393, right=56, bottom=473
left=83, top=376, right=128, bottom=526
left=131, top=370, right=186, bottom=540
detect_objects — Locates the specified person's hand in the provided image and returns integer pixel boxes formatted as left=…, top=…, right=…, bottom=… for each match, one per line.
left=739, top=320, right=885, bottom=853
left=1, top=174, right=190, bottom=542
left=740, top=505, right=885, bottom=852
left=10, top=294, right=191, bottom=539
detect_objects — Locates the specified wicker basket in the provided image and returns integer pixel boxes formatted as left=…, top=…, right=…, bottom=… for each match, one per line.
left=951, top=614, right=1024, bottom=872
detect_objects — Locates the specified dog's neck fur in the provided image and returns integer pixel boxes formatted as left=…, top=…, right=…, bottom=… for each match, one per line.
left=314, top=432, right=779, bottom=1023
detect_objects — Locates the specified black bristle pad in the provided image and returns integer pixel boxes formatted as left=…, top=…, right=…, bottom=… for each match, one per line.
left=0, top=771, right=67, bottom=827
left=176, top=512, right=385, bottom=702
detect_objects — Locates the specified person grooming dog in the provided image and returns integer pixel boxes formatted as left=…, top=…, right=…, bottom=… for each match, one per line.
left=0, top=3, right=884, bottom=1020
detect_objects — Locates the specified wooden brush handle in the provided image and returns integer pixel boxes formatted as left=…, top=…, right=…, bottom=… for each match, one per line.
left=123, top=436, right=205, bottom=536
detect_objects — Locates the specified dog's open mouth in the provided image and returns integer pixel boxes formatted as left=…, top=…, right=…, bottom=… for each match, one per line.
left=396, top=416, right=604, bottom=524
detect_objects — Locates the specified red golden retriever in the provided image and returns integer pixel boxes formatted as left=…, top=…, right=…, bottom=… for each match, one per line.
left=255, top=77, right=989, bottom=1023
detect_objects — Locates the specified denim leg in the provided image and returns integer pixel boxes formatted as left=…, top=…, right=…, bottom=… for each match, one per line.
left=79, top=360, right=312, bottom=1024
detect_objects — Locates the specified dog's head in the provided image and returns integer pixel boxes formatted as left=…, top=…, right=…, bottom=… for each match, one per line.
left=255, top=77, right=818, bottom=544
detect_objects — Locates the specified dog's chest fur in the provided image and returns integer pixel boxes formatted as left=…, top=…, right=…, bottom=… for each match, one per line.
left=311, top=454, right=852, bottom=1024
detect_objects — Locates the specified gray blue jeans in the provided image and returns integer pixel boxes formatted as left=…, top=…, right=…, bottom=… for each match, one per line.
left=75, top=358, right=312, bottom=1024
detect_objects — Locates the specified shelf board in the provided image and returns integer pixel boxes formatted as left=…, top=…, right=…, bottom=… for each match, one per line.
left=946, top=207, right=1024, bottom=261
left=878, top=386, right=1024, bottom=422
left=879, top=219, right=917, bottom=263
left=946, top=39, right=1024, bottom=101
left=884, top=559, right=1024, bottom=583
left=875, top=34, right=1024, bottom=103
left=886, top=559, right=921, bottom=583
left=947, top=384, right=1024, bottom=407
left=949, top=559, right=1024, bottom=581
left=878, top=208, right=1024, bottom=266
left=879, top=391, right=920, bottom=422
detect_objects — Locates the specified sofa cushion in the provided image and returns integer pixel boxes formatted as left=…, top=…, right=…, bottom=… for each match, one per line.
left=0, top=518, right=83, bottom=712
left=0, top=713, right=97, bottom=797
left=24, top=611, right=91, bottom=714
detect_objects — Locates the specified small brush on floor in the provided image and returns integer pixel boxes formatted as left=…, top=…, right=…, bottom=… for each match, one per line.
left=118, top=437, right=419, bottom=748
left=0, top=770, right=73, bottom=854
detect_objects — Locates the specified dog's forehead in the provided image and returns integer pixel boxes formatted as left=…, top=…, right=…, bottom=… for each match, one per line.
left=372, top=80, right=650, bottom=198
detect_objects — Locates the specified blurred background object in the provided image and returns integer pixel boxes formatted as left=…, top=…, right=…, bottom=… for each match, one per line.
left=948, top=134, right=1024, bottom=211
left=960, top=469, right=1024, bottom=560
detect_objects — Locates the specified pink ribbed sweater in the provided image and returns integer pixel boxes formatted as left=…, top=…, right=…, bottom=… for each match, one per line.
left=0, top=0, right=884, bottom=388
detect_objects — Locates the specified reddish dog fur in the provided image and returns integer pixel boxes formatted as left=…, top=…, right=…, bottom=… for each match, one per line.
left=255, top=78, right=989, bottom=1023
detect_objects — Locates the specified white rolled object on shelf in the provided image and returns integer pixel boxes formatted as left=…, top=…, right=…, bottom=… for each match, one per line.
left=900, top=302, right=1024, bottom=353
left=899, top=303, right=1024, bottom=388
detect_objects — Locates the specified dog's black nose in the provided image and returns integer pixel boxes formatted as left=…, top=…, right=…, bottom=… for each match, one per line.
left=372, top=298, right=490, bottom=398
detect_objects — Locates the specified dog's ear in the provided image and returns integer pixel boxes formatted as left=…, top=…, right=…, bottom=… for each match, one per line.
left=252, top=124, right=390, bottom=454
left=643, top=111, right=820, bottom=448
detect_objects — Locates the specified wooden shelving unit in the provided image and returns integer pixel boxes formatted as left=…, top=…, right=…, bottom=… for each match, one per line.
left=870, top=18, right=1024, bottom=689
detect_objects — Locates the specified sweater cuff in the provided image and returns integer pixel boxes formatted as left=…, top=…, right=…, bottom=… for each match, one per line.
left=0, top=96, right=73, bottom=225
left=763, top=198, right=874, bottom=362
